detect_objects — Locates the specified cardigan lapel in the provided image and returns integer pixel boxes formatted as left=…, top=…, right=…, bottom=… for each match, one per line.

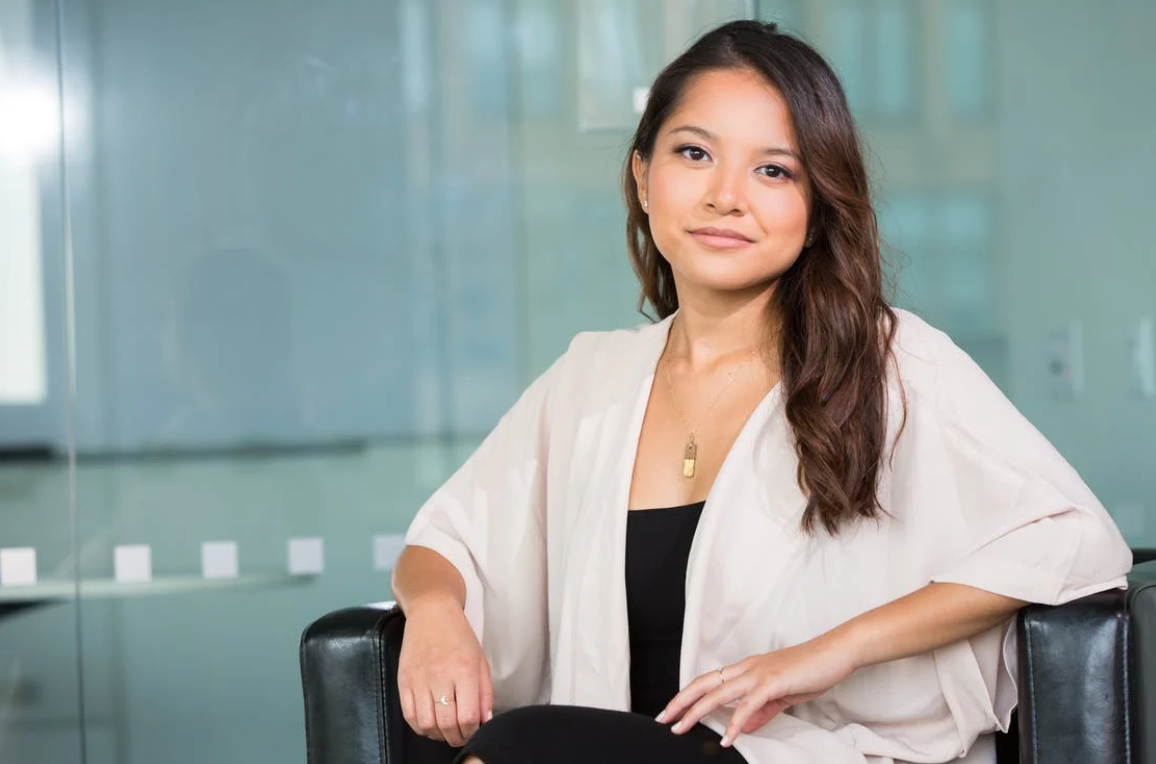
left=552, top=315, right=675, bottom=709
left=680, top=381, right=812, bottom=685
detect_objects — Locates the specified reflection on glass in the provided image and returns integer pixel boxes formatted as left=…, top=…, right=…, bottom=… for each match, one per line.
left=880, top=194, right=933, bottom=315
left=0, top=82, right=58, bottom=159
left=0, top=1, right=48, bottom=406
left=577, top=0, right=752, bottom=131
left=939, top=194, right=993, bottom=334
left=0, top=170, right=47, bottom=406
left=577, top=0, right=652, bottom=130
left=827, top=0, right=920, bottom=121
left=754, top=0, right=804, bottom=32
left=945, top=0, right=991, bottom=118
left=827, top=0, right=869, bottom=114
left=514, top=0, right=565, bottom=119
left=882, top=192, right=995, bottom=341
left=874, top=0, right=918, bottom=118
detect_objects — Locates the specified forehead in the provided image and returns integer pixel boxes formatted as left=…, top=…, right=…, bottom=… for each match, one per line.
left=663, top=68, right=798, bottom=149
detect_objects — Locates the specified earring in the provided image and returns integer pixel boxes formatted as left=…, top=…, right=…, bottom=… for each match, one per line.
left=642, top=200, right=649, bottom=210
left=804, top=230, right=816, bottom=247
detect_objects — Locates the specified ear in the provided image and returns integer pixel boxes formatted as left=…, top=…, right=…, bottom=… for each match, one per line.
left=631, top=151, right=648, bottom=208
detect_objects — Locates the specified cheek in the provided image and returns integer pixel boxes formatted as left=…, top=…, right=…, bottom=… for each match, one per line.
left=645, top=169, right=701, bottom=256
left=648, top=164, right=703, bottom=213
left=753, top=191, right=810, bottom=236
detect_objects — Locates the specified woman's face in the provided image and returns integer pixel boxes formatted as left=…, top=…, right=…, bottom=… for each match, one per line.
left=634, top=68, right=812, bottom=298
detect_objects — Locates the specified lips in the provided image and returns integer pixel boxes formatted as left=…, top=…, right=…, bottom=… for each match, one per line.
left=688, top=226, right=755, bottom=249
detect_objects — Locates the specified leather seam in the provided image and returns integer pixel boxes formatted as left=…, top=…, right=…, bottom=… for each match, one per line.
left=375, top=612, right=391, bottom=764
left=300, top=623, right=316, bottom=764
left=1122, top=609, right=1133, bottom=764
left=1024, top=616, right=1040, bottom=764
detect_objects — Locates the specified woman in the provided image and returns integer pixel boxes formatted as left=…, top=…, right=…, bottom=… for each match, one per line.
left=391, top=20, right=1130, bottom=764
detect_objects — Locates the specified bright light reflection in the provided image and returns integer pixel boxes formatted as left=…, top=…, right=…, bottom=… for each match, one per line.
left=0, top=83, right=59, bottom=161
left=0, top=77, right=50, bottom=403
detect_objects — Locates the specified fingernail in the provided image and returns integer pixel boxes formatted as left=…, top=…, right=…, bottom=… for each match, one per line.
left=655, top=710, right=668, bottom=723
left=671, top=721, right=686, bottom=733
left=720, top=735, right=733, bottom=748
left=485, top=711, right=494, bottom=723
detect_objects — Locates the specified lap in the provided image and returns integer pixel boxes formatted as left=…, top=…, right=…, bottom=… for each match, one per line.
left=405, top=705, right=749, bottom=764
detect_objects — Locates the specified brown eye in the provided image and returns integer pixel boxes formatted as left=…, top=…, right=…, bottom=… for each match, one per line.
left=676, top=145, right=709, bottom=162
left=758, top=164, right=794, bottom=180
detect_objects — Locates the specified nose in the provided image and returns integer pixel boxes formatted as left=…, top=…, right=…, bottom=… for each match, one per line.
left=704, top=164, right=748, bottom=215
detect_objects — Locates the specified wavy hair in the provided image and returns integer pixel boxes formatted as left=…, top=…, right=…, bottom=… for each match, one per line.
left=623, top=20, right=900, bottom=535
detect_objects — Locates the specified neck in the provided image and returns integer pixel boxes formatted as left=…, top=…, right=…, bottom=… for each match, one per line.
left=666, top=290, right=777, bottom=370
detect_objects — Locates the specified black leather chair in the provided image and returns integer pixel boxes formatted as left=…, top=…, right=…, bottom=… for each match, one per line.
left=300, top=560, right=1156, bottom=764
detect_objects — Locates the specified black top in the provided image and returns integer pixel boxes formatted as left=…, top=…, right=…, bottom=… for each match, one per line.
left=625, top=501, right=706, bottom=718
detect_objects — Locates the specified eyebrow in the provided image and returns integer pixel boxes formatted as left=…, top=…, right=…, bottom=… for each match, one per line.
left=667, top=124, right=800, bottom=160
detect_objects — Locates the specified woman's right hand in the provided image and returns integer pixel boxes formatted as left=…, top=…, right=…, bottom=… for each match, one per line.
left=397, top=596, right=494, bottom=747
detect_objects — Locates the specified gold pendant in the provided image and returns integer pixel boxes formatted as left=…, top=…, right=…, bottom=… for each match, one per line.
left=682, top=435, right=697, bottom=478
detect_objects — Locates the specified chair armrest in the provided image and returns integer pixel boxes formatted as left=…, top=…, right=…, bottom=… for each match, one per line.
left=300, top=605, right=408, bottom=764
left=1016, top=561, right=1156, bottom=764
left=1016, top=589, right=1130, bottom=764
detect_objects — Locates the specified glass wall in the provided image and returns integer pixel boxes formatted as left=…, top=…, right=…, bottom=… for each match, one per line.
left=0, top=1, right=83, bottom=762
left=0, top=0, right=1153, bottom=761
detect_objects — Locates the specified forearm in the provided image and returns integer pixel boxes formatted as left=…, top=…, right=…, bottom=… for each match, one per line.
left=391, top=545, right=468, bottom=616
left=820, top=582, right=1027, bottom=670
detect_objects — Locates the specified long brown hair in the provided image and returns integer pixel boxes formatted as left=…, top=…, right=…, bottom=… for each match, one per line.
left=623, top=20, right=900, bottom=536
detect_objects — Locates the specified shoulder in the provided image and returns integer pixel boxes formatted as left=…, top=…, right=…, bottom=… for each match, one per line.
left=550, top=316, right=672, bottom=383
left=885, top=309, right=1069, bottom=476
left=523, top=316, right=671, bottom=419
left=564, top=316, right=671, bottom=358
left=888, top=307, right=964, bottom=385
left=887, top=307, right=1001, bottom=421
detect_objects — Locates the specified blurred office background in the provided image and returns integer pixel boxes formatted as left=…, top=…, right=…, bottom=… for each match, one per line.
left=0, top=0, right=1153, bottom=761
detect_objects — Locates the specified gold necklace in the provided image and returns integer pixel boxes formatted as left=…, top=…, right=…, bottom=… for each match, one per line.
left=663, top=346, right=759, bottom=478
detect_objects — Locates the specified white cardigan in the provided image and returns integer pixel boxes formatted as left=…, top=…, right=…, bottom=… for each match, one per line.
left=404, top=309, right=1131, bottom=764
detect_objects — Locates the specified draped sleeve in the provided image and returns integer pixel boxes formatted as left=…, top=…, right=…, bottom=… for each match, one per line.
left=889, top=314, right=1132, bottom=744
left=402, top=347, right=572, bottom=709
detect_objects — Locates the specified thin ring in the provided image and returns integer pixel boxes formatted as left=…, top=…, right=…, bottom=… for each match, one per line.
left=436, top=694, right=454, bottom=706
left=715, top=667, right=726, bottom=685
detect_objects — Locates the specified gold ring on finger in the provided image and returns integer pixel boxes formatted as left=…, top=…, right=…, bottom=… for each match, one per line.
left=715, top=667, right=726, bottom=685
left=437, top=694, right=454, bottom=706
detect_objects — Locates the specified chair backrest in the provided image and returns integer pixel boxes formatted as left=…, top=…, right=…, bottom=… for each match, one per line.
left=1130, top=567, right=1156, bottom=764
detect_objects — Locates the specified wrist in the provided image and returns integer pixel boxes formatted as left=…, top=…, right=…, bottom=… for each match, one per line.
left=815, top=618, right=869, bottom=672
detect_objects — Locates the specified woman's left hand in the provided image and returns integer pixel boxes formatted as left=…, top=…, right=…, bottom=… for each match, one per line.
left=656, top=637, right=857, bottom=747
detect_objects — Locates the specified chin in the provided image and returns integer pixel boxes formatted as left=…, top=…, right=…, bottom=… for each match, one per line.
left=677, top=267, right=779, bottom=295
left=670, top=255, right=789, bottom=295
